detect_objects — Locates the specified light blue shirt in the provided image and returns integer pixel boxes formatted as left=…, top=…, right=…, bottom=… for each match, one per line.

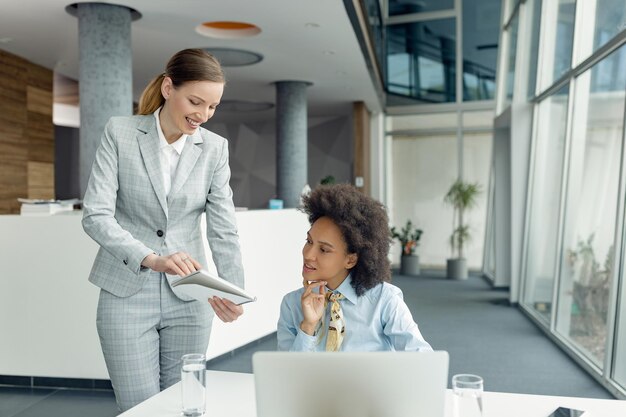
left=277, top=275, right=433, bottom=352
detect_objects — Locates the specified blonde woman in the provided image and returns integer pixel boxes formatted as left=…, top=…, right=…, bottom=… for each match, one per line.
left=82, top=49, right=244, bottom=411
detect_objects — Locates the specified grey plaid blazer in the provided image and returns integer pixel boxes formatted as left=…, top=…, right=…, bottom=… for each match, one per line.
left=82, top=115, right=244, bottom=298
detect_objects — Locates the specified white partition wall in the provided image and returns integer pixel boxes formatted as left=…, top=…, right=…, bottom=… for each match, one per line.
left=204, top=210, right=307, bottom=359
left=0, top=209, right=308, bottom=379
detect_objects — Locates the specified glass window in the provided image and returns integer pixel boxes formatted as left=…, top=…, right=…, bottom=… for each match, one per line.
left=577, top=0, right=626, bottom=64
left=386, top=19, right=457, bottom=103
left=556, top=45, right=626, bottom=367
left=593, top=0, right=626, bottom=54
left=616, top=245, right=626, bottom=389
left=539, top=0, right=576, bottom=91
left=505, top=12, right=519, bottom=105
left=462, top=0, right=501, bottom=101
left=388, top=0, right=454, bottom=16
left=527, top=0, right=542, bottom=99
left=591, top=45, right=626, bottom=94
left=593, top=0, right=626, bottom=51
left=608, top=46, right=626, bottom=390
left=522, top=85, right=569, bottom=323
left=553, top=0, right=576, bottom=80
left=387, top=51, right=412, bottom=97
left=362, top=0, right=385, bottom=74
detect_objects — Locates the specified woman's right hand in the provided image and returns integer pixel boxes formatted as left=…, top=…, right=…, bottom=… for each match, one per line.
left=141, top=252, right=202, bottom=276
left=299, top=280, right=326, bottom=336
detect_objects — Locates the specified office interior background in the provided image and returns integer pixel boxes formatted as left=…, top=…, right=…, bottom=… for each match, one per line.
left=1, top=0, right=626, bottom=405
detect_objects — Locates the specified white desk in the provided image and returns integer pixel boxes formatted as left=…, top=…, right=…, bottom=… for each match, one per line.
left=120, top=370, right=626, bottom=417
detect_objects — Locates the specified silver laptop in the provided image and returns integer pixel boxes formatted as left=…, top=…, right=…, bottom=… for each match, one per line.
left=253, top=351, right=449, bottom=417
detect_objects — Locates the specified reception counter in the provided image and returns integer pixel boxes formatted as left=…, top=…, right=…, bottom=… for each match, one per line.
left=0, top=209, right=308, bottom=379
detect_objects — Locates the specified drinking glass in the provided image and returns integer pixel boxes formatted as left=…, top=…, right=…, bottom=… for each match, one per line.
left=452, top=374, right=483, bottom=417
left=181, top=353, right=206, bottom=416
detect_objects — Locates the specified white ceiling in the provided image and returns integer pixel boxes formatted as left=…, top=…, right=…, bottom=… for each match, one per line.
left=0, top=0, right=382, bottom=122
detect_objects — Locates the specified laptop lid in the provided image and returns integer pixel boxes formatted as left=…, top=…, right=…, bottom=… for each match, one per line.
left=253, top=351, right=449, bottom=417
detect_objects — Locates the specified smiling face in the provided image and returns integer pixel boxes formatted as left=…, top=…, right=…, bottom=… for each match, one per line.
left=159, top=77, right=224, bottom=143
left=302, top=216, right=358, bottom=290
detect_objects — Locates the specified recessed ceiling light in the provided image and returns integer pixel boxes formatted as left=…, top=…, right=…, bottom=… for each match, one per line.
left=0, top=37, right=12, bottom=44
left=196, top=21, right=261, bottom=39
left=204, top=48, right=263, bottom=67
left=305, top=22, right=320, bottom=28
left=323, top=50, right=335, bottom=55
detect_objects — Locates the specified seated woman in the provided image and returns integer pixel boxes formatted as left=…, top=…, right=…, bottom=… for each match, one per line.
left=277, top=184, right=432, bottom=352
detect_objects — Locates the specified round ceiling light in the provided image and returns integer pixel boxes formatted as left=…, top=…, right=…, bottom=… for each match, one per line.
left=218, top=100, right=274, bottom=112
left=204, top=48, right=263, bottom=67
left=196, top=21, right=261, bottom=39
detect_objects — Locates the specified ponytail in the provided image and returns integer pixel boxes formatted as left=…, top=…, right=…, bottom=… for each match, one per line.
left=137, top=49, right=225, bottom=115
left=137, top=74, right=166, bottom=115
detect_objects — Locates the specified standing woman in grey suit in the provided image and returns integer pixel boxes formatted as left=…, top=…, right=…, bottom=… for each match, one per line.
left=82, top=49, right=245, bottom=411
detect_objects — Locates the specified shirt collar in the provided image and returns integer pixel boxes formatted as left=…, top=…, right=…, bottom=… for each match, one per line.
left=154, top=107, right=186, bottom=154
left=329, top=274, right=358, bottom=305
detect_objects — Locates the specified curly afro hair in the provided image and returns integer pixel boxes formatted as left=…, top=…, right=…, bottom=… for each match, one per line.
left=300, top=183, right=391, bottom=296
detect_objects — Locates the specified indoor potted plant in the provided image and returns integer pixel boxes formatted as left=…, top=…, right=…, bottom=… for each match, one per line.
left=391, top=220, right=423, bottom=276
left=444, top=180, right=481, bottom=280
left=320, top=175, right=336, bottom=185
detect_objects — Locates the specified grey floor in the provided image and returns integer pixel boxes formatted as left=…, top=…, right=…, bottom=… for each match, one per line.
left=0, top=271, right=613, bottom=417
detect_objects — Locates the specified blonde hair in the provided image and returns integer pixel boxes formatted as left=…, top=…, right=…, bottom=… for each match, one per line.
left=137, top=49, right=225, bottom=115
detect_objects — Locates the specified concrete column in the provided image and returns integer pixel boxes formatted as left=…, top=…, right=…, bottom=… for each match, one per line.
left=67, top=2, right=139, bottom=196
left=275, top=81, right=311, bottom=208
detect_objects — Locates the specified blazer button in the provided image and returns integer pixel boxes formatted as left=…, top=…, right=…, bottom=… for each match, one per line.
left=157, top=230, right=164, bottom=237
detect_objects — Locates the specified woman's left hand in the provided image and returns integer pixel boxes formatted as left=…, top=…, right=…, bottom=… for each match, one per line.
left=208, top=297, right=244, bottom=323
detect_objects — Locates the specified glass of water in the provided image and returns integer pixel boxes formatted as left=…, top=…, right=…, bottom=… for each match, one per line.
left=452, top=374, right=483, bottom=417
left=181, top=353, right=206, bottom=416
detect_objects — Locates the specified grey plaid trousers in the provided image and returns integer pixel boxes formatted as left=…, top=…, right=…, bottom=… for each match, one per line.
left=96, top=272, right=211, bottom=411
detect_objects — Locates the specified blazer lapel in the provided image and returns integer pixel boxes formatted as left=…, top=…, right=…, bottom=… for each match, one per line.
left=136, top=116, right=168, bottom=217
left=170, top=130, right=204, bottom=197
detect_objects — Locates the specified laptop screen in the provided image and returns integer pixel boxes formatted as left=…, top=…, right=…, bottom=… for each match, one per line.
left=253, top=351, right=449, bottom=417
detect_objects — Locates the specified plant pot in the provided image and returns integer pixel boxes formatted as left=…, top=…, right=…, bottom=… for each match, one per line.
left=447, top=258, right=468, bottom=280
left=400, top=255, right=420, bottom=276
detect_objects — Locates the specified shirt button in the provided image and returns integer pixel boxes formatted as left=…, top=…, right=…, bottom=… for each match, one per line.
left=123, top=259, right=128, bottom=265
left=156, top=230, right=164, bottom=237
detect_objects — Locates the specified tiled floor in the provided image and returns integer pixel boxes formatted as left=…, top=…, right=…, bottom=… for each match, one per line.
left=0, top=386, right=118, bottom=417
